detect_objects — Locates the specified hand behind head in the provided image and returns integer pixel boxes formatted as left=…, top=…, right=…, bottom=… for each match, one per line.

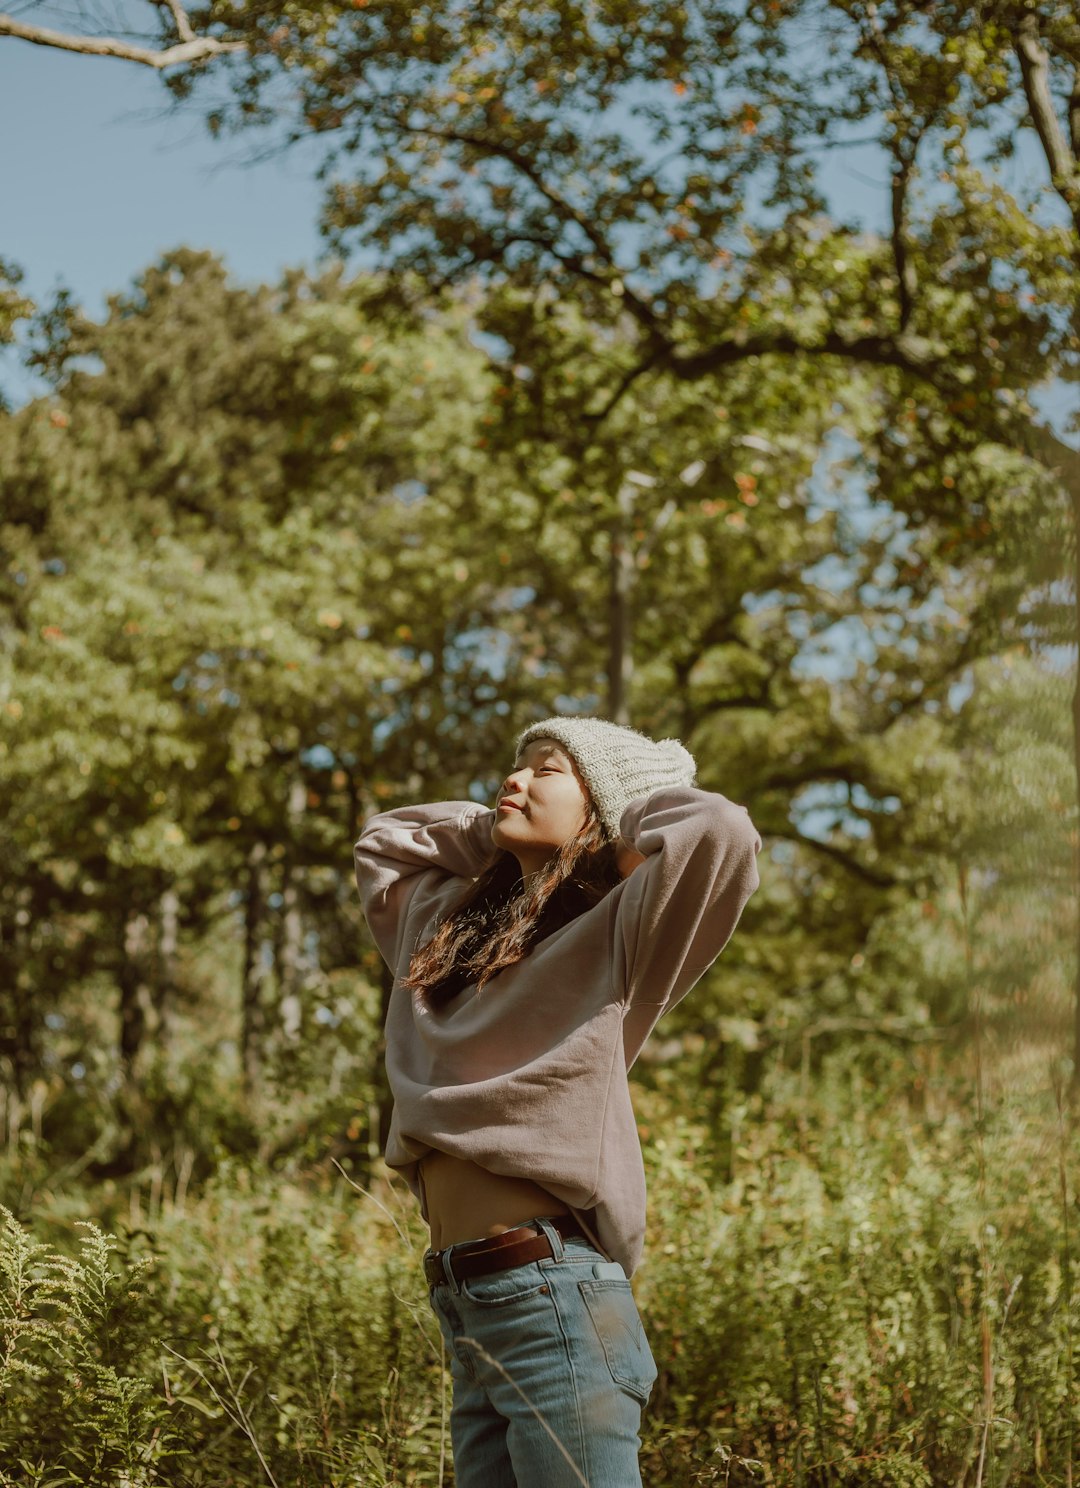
left=614, top=837, right=646, bottom=879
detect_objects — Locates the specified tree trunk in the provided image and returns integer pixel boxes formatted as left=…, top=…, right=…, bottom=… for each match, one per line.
left=608, top=478, right=636, bottom=725
left=241, top=840, right=270, bottom=1102
left=1010, top=11, right=1080, bottom=1099
left=1073, top=481, right=1080, bottom=1100
left=0, top=921, right=34, bottom=1103
left=119, top=909, right=153, bottom=1074
left=345, top=768, right=360, bottom=849
left=154, top=885, right=180, bottom=1054
left=1025, top=428, right=1080, bottom=1100
left=277, top=774, right=307, bottom=1045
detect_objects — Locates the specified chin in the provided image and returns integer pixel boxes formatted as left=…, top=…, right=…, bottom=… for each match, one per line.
left=492, top=817, right=544, bottom=855
left=490, top=819, right=520, bottom=849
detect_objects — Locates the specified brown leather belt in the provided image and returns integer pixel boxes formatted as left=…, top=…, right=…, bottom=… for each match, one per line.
left=424, top=1214, right=587, bottom=1287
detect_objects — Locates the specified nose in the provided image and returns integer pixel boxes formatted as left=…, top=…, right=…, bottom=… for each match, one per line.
left=500, top=766, right=528, bottom=796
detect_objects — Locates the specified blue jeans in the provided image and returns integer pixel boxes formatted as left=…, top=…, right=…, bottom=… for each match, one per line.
left=425, top=1217, right=657, bottom=1488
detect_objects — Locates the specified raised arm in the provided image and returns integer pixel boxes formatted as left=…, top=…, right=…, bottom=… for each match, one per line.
left=354, top=801, right=500, bottom=969
left=610, top=786, right=762, bottom=1048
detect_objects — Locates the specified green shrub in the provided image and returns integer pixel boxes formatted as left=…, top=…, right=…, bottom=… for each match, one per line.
left=2, top=1055, right=1076, bottom=1486
left=633, top=1055, right=1080, bottom=1487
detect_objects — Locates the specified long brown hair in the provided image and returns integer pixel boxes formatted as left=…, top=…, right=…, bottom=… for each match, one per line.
left=404, top=797, right=623, bottom=1011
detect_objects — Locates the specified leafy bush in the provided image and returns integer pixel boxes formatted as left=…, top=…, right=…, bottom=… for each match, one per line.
left=633, top=1053, right=1080, bottom=1487
left=2, top=1053, right=1076, bottom=1486
left=0, top=1168, right=449, bottom=1487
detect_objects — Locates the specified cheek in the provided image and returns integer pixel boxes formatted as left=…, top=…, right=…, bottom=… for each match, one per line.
left=531, top=782, right=588, bottom=840
left=557, top=787, right=589, bottom=833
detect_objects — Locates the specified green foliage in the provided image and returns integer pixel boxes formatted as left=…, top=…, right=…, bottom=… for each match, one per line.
left=633, top=1048, right=1080, bottom=1487
left=2, top=244, right=1069, bottom=1184
left=0, top=249, right=582, bottom=1139
left=163, top=0, right=1079, bottom=470
left=1, top=1041, right=1077, bottom=1485
left=0, top=1205, right=181, bottom=1484
left=0, top=1173, right=450, bottom=1486
left=0, top=258, right=33, bottom=353
left=0, top=7, right=1078, bottom=1488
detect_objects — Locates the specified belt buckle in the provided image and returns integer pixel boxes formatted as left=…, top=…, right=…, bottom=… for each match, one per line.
left=425, top=1243, right=456, bottom=1288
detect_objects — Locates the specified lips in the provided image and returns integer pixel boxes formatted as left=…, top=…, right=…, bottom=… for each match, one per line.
left=497, top=799, right=525, bottom=812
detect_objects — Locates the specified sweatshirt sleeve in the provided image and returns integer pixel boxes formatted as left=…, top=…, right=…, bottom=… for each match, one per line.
left=610, top=786, right=762, bottom=1021
left=354, top=800, right=500, bottom=971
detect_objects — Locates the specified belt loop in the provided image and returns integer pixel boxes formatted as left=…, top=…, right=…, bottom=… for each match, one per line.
left=440, top=1242, right=463, bottom=1294
left=533, top=1215, right=566, bottom=1263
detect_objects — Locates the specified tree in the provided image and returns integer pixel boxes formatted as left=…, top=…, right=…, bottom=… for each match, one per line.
left=0, top=249, right=574, bottom=1154
left=6, top=0, right=1074, bottom=880
left=3, top=246, right=1068, bottom=1176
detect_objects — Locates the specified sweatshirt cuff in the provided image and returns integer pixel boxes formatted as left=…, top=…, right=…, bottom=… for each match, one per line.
left=618, top=785, right=760, bottom=852
left=461, top=803, right=501, bottom=873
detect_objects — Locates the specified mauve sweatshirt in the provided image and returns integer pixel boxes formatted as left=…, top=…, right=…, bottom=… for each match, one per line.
left=353, top=786, right=763, bottom=1277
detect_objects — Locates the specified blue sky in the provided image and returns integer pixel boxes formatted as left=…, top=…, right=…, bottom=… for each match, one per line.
left=0, top=22, right=328, bottom=407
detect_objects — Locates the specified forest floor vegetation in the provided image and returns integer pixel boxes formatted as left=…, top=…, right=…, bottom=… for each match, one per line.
left=1, top=1019, right=1076, bottom=1488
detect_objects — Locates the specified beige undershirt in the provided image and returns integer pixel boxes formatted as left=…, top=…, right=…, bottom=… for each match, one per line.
left=419, top=1149, right=572, bottom=1252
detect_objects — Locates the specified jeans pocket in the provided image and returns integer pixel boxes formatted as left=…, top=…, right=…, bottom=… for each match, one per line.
left=577, top=1279, right=658, bottom=1405
left=458, top=1261, right=549, bottom=1308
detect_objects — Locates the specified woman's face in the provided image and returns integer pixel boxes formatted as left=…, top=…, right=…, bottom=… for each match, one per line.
left=490, top=737, right=591, bottom=878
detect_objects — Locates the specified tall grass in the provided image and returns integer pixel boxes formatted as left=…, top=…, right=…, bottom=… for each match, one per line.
left=1, top=1030, right=1077, bottom=1486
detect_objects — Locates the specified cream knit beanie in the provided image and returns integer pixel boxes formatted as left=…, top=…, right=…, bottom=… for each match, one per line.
left=514, top=716, right=697, bottom=839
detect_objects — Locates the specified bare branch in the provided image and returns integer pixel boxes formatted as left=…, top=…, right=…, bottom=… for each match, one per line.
left=771, top=1014, right=947, bottom=1045
left=1014, top=12, right=1080, bottom=231
left=392, top=117, right=672, bottom=348
left=763, top=825, right=901, bottom=889
left=581, top=352, right=665, bottom=427
left=0, top=8, right=245, bottom=68
left=859, top=2, right=921, bottom=330
left=889, top=154, right=919, bottom=332
left=639, top=322, right=1075, bottom=512
left=666, top=326, right=942, bottom=383
left=161, top=0, right=194, bottom=45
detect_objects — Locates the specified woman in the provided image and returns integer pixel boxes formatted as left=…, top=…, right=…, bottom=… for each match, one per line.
left=354, top=715, right=762, bottom=1488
